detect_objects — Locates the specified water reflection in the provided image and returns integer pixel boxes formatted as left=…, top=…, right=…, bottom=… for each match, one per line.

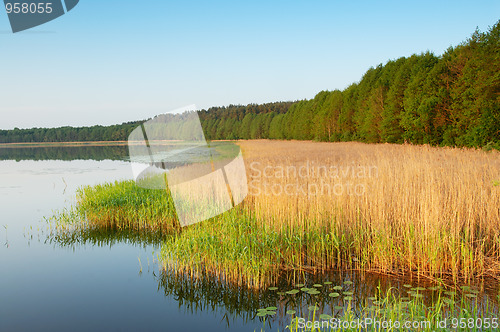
left=44, top=213, right=500, bottom=331
left=157, top=268, right=262, bottom=328
left=0, top=144, right=129, bottom=161
left=27, top=144, right=499, bottom=331
left=46, top=224, right=165, bottom=248
left=156, top=266, right=500, bottom=331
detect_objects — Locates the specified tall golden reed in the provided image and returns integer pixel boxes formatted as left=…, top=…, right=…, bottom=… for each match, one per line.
left=239, top=140, right=500, bottom=282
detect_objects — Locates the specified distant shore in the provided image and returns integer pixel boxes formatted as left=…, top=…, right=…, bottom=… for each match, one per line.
left=0, top=140, right=190, bottom=148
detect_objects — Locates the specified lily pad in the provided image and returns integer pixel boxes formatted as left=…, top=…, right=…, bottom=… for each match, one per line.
left=319, top=314, right=332, bottom=320
left=300, top=288, right=310, bottom=292
left=295, top=283, right=305, bottom=287
left=308, top=305, right=319, bottom=311
left=334, top=305, right=343, bottom=310
left=403, top=284, right=412, bottom=288
left=344, top=281, right=353, bottom=285
left=344, top=296, right=353, bottom=301
left=313, top=284, right=323, bottom=288
left=268, top=287, right=278, bottom=291
left=329, top=292, right=340, bottom=298
left=257, top=312, right=267, bottom=317
left=266, top=306, right=277, bottom=311
left=308, top=290, right=321, bottom=295
left=286, top=310, right=296, bottom=315
left=343, top=291, right=354, bottom=296
left=324, top=281, right=332, bottom=285
left=286, top=289, right=300, bottom=295
left=332, top=286, right=343, bottom=291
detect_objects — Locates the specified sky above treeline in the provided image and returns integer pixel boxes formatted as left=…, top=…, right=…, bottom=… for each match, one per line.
left=0, top=0, right=499, bottom=130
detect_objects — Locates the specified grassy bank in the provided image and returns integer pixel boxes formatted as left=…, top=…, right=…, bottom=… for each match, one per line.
left=52, top=141, right=500, bottom=287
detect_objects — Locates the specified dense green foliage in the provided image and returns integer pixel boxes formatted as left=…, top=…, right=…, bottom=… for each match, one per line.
left=197, top=102, right=292, bottom=140
left=2, top=22, right=498, bottom=148
left=0, top=121, right=142, bottom=143
left=234, top=21, right=499, bottom=148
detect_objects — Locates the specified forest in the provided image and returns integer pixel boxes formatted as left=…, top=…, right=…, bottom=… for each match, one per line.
left=1, top=21, right=499, bottom=149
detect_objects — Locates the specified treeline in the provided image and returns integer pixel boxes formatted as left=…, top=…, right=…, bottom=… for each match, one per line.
left=206, top=21, right=500, bottom=147
left=198, top=102, right=292, bottom=140
left=0, top=122, right=142, bottom=143
left=1, top=21, right=498, bottom=148
left=0, top=102, right=293, bottom=143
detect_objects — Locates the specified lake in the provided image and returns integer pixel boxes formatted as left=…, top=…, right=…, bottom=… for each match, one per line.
left=0, top=144, right=498, bottom=331
left=0, top=145, right=263, bottom=332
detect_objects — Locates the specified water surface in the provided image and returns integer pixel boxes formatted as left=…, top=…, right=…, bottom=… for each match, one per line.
left=0, top=146, right=261, bottom=331
left=0, top=145, right=497, bottom=331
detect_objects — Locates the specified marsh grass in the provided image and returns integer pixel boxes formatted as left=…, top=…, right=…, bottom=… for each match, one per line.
left=240, top=141, right=500, bottom=283
left=51, top=141, right=500, bottom=287
left=75, top=180, right=179, bottom=235
left=46, top=180, right=179, bottom=247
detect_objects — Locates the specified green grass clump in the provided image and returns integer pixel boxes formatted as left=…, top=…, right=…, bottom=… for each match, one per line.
left=75, top=180, right=179, bottom=234
left=48, top=180, right=179, bottom=246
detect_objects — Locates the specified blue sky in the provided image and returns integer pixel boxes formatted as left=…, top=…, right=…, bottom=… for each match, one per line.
left=0, top=0, right=499, bottom=129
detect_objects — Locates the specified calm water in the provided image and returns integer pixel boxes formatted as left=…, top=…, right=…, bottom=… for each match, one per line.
left=0, top=146, right=261, bottom=332
left=0, top=146, right=498, bottom=331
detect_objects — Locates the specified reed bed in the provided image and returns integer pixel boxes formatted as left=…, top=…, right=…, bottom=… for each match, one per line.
left=53, top=141, right=500, bottom=288
left=59, top=180, right=180, bottom=235
left=239, top=141, right=500, bottom=283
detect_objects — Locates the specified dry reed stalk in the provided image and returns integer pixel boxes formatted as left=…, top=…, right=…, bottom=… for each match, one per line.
left=238, top=140, right=500, bottom=280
